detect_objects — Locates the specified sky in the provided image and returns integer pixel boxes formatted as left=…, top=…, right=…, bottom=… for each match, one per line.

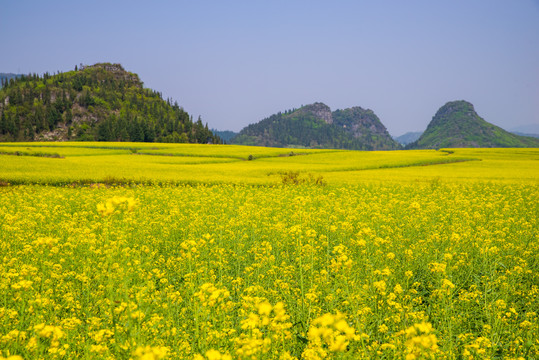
left=2, top=0, right=539, bottom=136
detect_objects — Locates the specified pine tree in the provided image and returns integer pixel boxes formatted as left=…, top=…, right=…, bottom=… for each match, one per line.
left=98, top=121, right=112, bottom=141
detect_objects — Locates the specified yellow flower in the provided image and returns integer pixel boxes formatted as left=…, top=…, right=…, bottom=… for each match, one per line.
left=428, top=262, right=446, bottom=273
left=306, top=312, right=356, bottom=353
left=90, top=344, right=109, bottom=354
left=11, top=280, right=33, bottom=290
left=204, top=349, right=232, bottom=360
left=97, top=201, right=115, bottom=216
left=97, top=196, right=138, bottom=216
left=132, top=345, right=169, bottom=360
left=257, top=302, right=272, bottom=316
left=378, top=324, right=389, bottom=334
left=34, top=323, right=64, bottom=341
left=405, top=322, right=439, bottom=359
left=373, top=280, right=387, bottom=294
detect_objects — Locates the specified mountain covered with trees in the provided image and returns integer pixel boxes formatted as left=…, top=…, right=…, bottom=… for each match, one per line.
left=407, top=100, right=539, bottom=149
left=231, top=102, right=400, bottom=150
left=211, top=129, right=238, bottom=143
left=0, top=63, right=221, bottom=143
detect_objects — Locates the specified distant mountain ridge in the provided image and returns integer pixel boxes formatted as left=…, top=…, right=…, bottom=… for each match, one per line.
left=408, top=100, right=539, bottom=149
left=0, top=73, right=22, bottom=88
left=211, top=129, right=238, bottom=143
left=231, top=102, right=400, bottom=150
left=394, top=131, right=423, bottom=145
left=510, top=123, right=539, bottom=135
left=511, top=131, right=539, bottom=139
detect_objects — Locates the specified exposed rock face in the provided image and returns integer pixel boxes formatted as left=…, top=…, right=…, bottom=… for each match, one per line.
left=80, top=63, right=141, bottom=85
left=332, top=106, right=401, bottom=150
left=298, top=102, right=333, bottom=124
left=333, top=107, right=383, bottom=136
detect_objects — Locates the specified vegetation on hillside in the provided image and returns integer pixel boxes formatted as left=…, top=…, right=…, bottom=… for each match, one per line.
left=408, top=100, right=539, bottom=149
left=332, top=106, right=400, bottom=149
left=0, top=63, right=221, bottom=143
left=232, top=103, right=400, bottom=150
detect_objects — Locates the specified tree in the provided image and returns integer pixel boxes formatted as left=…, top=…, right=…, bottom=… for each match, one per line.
left=144, top=124, right=156, bottom=142
left=128, top=118, right=144, bottom=142
left=47, top=107, right=61, bottom=130
left=64, top=108, right=72, bottom=124
left=98, top=120, right=112, bottom=141
left=25, top=120, right=35, bottom=140
left=0, top=111, right=7, bottom=134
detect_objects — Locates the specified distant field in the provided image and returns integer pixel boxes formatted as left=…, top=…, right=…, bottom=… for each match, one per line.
left=1, top=142, right=537, bottom=185
left=0, top=143, right=537, bottom=359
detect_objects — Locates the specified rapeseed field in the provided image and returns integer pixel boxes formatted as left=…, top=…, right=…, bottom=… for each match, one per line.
left=0, top=144, right=537, bottom=359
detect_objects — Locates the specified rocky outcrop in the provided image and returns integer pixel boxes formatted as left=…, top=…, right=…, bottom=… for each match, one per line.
left=297, top=102, right=333, bottom=124
left=332, top=106, right=401, bottom=150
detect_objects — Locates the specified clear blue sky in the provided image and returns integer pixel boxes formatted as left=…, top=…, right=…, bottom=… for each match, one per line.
left=2, top=0, right=539, bottom=136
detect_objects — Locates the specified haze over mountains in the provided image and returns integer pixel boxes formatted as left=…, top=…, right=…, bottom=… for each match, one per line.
left=1, top=64, right=538, bottom=149
left=0, top=73, right=22, bottom=88
left=394, top=132, right=422, bottom=146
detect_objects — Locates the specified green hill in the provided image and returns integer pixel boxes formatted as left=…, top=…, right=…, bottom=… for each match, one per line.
left=408, top=100, right=539, bottom=149
left=0, top=63, right=221, bottom=143
left=231, top=102, right=400, bottom=150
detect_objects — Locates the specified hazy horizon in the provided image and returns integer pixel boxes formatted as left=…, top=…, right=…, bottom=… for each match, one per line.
left=2, top=1, right=538, bottom=137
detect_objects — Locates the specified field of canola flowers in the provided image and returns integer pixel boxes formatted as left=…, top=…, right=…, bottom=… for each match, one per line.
left=0, top=143, right=538, bottom=359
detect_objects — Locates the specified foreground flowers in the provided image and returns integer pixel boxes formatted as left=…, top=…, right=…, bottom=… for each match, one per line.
left=0, top=182, right=537, bottom=358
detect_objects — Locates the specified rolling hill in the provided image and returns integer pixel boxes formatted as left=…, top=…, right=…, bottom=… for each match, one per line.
left=408, top=100, right=539, bottom=149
